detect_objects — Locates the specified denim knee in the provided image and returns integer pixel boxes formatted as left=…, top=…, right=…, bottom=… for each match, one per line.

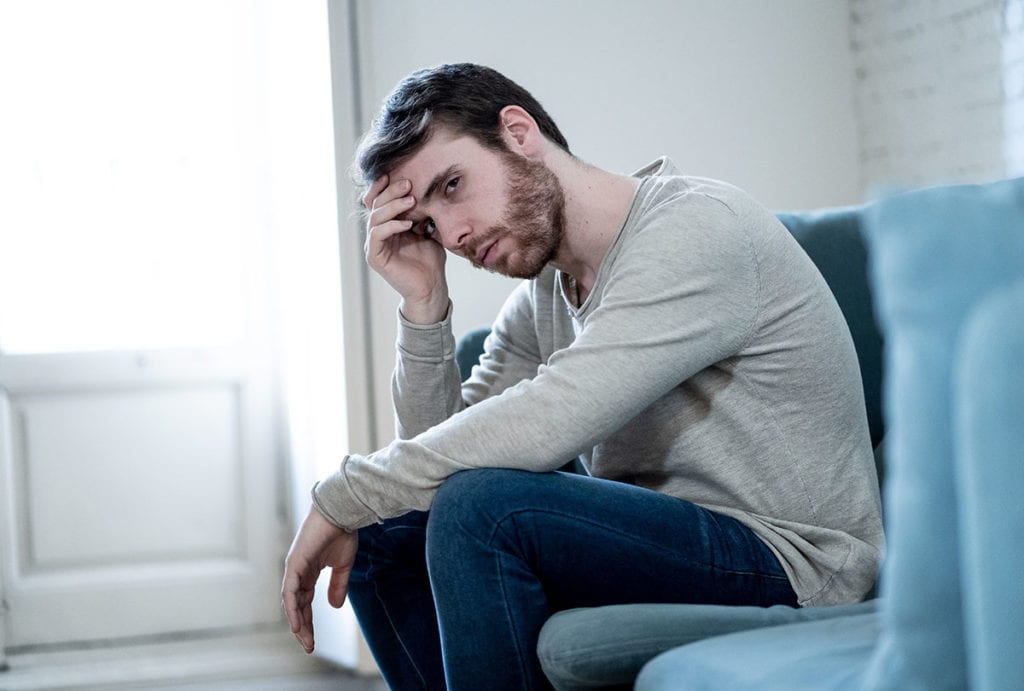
left=426, top=468, right=534, bottom=553
left=433, top=466, right=532, bottom=517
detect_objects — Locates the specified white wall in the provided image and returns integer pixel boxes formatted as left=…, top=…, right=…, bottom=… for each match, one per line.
left=348, top=0, right=861, bottom=447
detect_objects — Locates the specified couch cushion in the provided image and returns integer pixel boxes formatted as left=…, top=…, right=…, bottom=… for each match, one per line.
left=635, top=610, right=879, bottom=690
left=539, top=601, right=877, bottom=690
left=954, top=281, right=1024, bottom=690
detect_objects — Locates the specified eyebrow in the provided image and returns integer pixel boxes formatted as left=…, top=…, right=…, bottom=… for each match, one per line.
left=420, top=164, right=459, bottom=203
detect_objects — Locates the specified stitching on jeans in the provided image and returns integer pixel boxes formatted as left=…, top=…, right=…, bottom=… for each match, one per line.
left=367, top=540, right=431, bottom=688
left=496, top=551, right=534, bottom=685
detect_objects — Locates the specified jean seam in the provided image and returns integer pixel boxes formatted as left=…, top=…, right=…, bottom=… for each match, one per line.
left=495, top=552, right=534, bottom=687
left=367, top=537, right=431, bottom=689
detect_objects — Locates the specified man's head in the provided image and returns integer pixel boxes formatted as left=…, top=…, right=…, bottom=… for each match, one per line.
left=353, top=63, right=570, bottom=189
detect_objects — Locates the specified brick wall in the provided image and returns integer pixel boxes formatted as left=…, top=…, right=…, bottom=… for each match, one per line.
left=851, top=0, right=1024, bottom=193
left=1004, top=0, right=1024, bottom=175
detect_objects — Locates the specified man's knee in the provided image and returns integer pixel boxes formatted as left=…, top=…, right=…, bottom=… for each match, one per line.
left=426, top=468, right=559, bottom=556
left=427, top=469, right=519, bottom=545
left=430, top=468, right=535, bottom=525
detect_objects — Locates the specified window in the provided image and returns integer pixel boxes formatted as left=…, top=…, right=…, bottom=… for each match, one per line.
left=0, top=0, right=251, bottom=353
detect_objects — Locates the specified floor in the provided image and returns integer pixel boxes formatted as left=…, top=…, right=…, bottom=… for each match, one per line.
left=0, top=629, right=388, bottom=691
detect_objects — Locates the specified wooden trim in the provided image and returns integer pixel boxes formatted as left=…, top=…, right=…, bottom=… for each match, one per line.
left=328, top=0, right=378, bottom=456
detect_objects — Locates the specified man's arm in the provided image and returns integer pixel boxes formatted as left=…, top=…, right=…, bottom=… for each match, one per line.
left=281, top=173, right=450, bottom=640
left=390, top=304, right=464, bottom=439
left=361, top=173, right=464, bottom=438
left=391, top=279, right=544, bottom=439
left=314, top=198, right=762, bottom=531
left=364, top=175, right=544, bottom=440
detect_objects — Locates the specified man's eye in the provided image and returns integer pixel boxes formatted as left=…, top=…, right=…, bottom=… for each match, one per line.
left=444, top=177, right=460, bottom=195
left=410, top=218, right=435, bottom=238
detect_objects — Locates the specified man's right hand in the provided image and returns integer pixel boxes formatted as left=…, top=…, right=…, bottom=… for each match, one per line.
left=363, top=175, right=450, bottom=324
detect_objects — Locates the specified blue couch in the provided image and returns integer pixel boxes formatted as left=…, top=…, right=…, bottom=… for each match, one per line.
left=455, top=177, right=1024, bottom=690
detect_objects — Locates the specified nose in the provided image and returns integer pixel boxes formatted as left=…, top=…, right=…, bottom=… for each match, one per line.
left=433, top=210, right=472, bottom=253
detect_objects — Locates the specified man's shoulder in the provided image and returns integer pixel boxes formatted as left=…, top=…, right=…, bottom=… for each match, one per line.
left=633, top=155, right=756, bottom=200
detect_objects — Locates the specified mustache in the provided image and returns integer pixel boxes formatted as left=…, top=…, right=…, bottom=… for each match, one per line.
left=466, top=226, right=502, bottom=264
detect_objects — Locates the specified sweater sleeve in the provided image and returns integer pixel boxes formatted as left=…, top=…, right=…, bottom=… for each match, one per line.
left=314, top=194, right=760, bottom=530
left=390, top=302, right=464, bottom=440
left=392, top=281, right=544, bottom=439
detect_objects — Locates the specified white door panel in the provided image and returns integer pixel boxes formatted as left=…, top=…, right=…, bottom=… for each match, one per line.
left=0, top=348, right=282, bottom=646
left=15, top=386, right=244, bottom=567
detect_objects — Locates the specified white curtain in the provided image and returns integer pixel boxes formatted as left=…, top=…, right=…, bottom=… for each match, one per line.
left=264, top=0, right=363, bottom=670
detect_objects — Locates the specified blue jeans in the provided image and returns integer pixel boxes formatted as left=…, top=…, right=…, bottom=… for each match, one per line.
left=347, top=469, right=797, bottom=690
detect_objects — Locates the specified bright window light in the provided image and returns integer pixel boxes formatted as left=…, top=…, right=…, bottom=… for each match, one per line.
left=0, top=0, right=252, bottom=353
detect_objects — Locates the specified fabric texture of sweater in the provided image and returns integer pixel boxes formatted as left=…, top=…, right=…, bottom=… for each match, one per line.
left=314, top=157, right=885, bottom=607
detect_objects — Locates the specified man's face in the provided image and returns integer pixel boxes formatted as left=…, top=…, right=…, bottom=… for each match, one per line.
left=389, top=129, right=566, bottom=279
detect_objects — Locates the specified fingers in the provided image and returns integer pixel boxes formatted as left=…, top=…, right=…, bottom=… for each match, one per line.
left=281, top=565, right=315, bottom=653
left=361, top=174, right=389, bottom=209
left=365, top=176, right=412, bottom=217
left=281, top=569, right=300, bottom=632
left=365, top=212, right=415, bottom=252
left=368, top=182, right=415, bottom=231
left=359, top=175, right=448, bottom=306
left=328, top=566, right=350, bottom=609
left=299, top=598, right=314, bottom=653
left=364, top=177, right=418, bottom=251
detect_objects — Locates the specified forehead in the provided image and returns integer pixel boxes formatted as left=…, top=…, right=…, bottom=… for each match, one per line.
left=389, top=130, right=488, bottom=190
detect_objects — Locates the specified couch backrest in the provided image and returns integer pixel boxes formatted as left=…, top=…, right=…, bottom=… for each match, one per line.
left=775, top=208, right=885, bottom=451
left=860, top=175, right=1024, bottom=690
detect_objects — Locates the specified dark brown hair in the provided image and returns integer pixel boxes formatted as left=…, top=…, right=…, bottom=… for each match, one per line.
left=352, top=63, right=570, bottom=189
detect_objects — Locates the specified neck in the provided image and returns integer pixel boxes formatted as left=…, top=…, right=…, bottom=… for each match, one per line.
left=544, top=153, right=639, bottom=296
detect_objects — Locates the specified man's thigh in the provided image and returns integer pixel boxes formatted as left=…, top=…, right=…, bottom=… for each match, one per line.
left=426, top=468, right=797, bottom=610
left=353, top=509, right=430, bottom=580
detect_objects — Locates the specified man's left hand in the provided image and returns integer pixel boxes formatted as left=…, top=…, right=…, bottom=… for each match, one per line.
left=281, top=506, right=359, bottom=654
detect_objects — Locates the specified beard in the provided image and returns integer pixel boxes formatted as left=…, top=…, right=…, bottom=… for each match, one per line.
left=467, top=151, right=566, bottom=280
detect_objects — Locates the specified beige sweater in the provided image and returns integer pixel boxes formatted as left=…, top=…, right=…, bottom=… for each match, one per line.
left=314, top=157, right=885, bottom=607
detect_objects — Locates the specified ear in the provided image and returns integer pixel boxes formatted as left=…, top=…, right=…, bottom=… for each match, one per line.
left=498, top=105, right=544, bottom=157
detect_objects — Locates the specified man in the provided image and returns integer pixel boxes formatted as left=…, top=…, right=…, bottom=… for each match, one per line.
left=282, top=63, right=884, bottom=690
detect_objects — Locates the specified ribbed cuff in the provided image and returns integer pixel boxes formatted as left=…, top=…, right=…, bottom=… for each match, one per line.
left=396, top=301, right=455, bottom=363
left=311, top=456, right=379, bottom=531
